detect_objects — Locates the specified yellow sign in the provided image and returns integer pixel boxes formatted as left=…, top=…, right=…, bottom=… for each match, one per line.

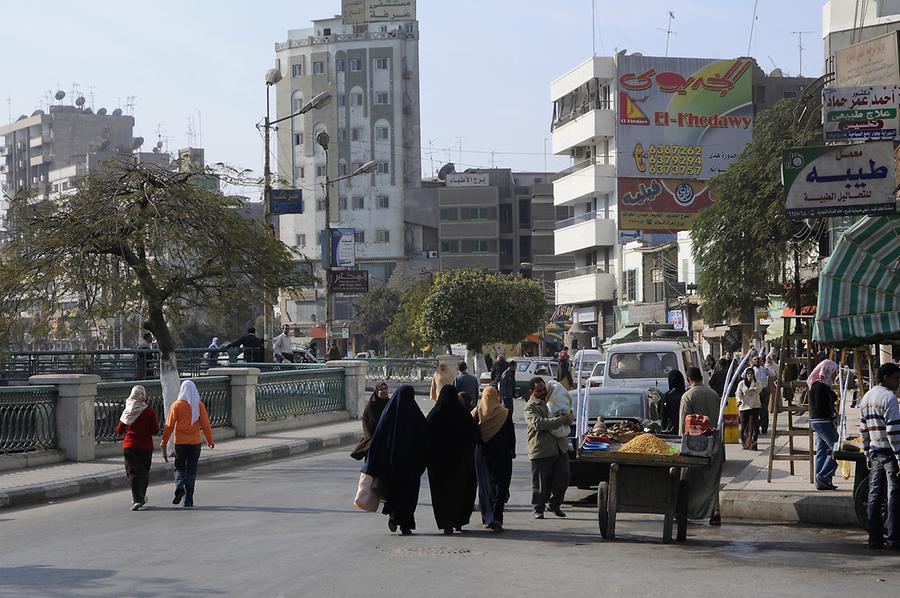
left=343, top=0, right=416, bottom=23
left=342, top=0, right=366, bottom=24
left=618, top=210, right=701, bottom=231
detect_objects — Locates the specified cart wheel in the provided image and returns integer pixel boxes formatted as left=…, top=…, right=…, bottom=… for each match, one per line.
left=597, top=481, right=609, bottom=539
left=854, top=477, right=888, bottom=532
left=676, top=479, right=689, bottom=543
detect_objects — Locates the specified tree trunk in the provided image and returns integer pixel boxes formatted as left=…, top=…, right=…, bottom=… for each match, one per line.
left=145, top=305, right=180, bottom=438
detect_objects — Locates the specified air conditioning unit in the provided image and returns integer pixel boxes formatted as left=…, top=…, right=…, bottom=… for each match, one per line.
left=426, top=250, right=439, bottom=259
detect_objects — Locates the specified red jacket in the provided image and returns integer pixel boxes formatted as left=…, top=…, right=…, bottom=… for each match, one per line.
left=115, top=408, right=160, bottom=451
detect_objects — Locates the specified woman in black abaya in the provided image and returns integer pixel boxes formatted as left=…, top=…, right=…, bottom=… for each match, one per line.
left=362, top=385, right=429, bottom=535
left=426, top=384, right=480, bottom=534
left=350, top=381, right=389, bottom=461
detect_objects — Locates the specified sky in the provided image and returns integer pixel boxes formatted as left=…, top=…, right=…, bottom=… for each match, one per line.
left=0, top=0, right=826, bottom=199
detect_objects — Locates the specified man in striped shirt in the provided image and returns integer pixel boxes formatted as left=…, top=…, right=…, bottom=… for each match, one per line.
left=859, top=362, right=900, bottom=549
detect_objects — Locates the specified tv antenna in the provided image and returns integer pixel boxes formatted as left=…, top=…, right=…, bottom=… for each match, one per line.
left=747, top=0, right=759, bottom=55
left=186, top=115, right=196, bottom=147
left=791, top=31, right=813, bottom=77
left=87, top=85, right=96, bottom=109
left=658, top=11, right=676, bottom=57
left=125, top=95, right=136, bottom=116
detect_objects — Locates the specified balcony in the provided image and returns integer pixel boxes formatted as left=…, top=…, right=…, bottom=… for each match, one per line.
left=555, top=266, right=617, bottom=304
left=550, top=56, right=616, bottom=102
left=552, top=109, right=615, bottom=155
left=29, top=136, right=43, bottom=149
left=553, top=158, right=615, bottom=206
left=554, top=214, right=616, bottom=255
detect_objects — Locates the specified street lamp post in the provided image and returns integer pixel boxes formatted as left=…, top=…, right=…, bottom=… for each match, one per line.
left=261, top=67, right=330, bottom=360
left=316, top=126, right=376, bottom=352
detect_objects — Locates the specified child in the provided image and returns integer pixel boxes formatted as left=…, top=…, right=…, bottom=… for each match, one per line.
left=545, top=380, right=573, bottom=438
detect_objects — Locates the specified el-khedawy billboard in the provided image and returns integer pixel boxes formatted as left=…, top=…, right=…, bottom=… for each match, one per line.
left=616, top=55, right=754, bottom=180
left=617, top=178, right=715, bottom=232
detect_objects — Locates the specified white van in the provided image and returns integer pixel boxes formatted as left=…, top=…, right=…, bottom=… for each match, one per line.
left=601, top=339, right=706, bottom=392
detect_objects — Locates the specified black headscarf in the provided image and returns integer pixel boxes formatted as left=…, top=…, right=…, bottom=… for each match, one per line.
left=668, top=370, right=686, bottom=393
left=426, top=385, right=479, bottom=468
left=362, top=385, right=428, bottom=483
left=350, top=381, right=389, bottom=460
left=662, top=370, right=686, bottom=434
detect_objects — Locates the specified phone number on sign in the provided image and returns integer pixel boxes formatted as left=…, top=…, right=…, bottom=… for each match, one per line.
left=646, top=145, right=702, bottom=176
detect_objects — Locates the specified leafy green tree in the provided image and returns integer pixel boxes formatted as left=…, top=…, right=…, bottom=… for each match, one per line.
left=354, top=285, right=401, bottom=352
left=691, top=93, right=822, bottom=323
left=0, top=160, right=310, bottom=413
left=421, top=270, right=546, bottom=368
left=385, top=275, right=435, bottom=357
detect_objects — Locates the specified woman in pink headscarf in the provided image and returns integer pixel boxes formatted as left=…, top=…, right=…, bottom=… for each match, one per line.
left=807, top=359, right=840, bottom=491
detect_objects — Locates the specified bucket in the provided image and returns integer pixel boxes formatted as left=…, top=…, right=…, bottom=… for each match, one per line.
left=722, top=396, right=740, bottom=444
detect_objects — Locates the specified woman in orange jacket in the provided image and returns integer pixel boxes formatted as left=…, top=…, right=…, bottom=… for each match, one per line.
left=161, top=380, right=215, bottom=508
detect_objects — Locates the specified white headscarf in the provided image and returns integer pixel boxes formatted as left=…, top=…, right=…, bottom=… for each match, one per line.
left=209, top=337, right=220, bottom=349
left=177, top=380, right=201, bottom=424
left=120, top=385, right=148, bottom=426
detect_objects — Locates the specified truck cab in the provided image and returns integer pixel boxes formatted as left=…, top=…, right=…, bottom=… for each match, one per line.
left=602, top=337, right=706, bottom=393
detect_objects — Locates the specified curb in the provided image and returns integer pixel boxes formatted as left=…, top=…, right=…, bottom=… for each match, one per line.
left=0, top=430, right=361, bottom=511
left=720, top=489, right=859, bottom=527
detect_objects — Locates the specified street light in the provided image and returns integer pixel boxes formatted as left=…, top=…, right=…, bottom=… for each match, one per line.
left=260, top=70, right=331, bottom=360
left=317, top=129, right=376, bottom=351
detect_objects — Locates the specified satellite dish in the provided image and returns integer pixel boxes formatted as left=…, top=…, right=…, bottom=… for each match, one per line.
left=152, top=147, right=160, bottom=153
left=17, top=114, right=27, bottom=121
left=97, top=108, right=107, bottom=115
left=769, top=68, right=783, bottom=78
left=156, top=141, right=163, bottom=149
left=437, top=162, right=456, bottom=181
left=112, top=108, right=123, bottom=116
left=132, top=137, right=144, bottom=150
left=54, top=90, right=66, bottom=101
left=75, top=96, right=86, bottom=107
left=31, top=110, right=44, bottom=116
left=632, top=52, right=643, bottom=57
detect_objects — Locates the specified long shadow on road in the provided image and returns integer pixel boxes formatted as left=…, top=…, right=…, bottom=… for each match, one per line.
left=0, top=565, right=226, bottom=597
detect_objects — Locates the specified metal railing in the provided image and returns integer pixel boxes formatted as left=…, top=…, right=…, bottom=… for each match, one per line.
left=365, top=358, right=439, bottom=384
left=0, top=386, right=57, bottom=453
left=93, top=376, right=232, bottom=443
left=255, top=369, right=345, bottom=422
left=556, top=264, right=611, bottom=281
left=555, top=211, right=598, bottom=230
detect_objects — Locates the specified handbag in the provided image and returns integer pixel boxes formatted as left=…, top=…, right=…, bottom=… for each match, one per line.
left=352, top=472, right=382, bottom=512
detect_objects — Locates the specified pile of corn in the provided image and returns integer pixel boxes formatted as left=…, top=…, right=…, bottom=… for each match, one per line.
left=619, top=433, right=670, bottom=455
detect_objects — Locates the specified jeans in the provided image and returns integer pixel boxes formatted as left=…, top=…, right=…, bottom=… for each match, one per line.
left=809, top=419, right=838, bottom=486
left=174, top=443, right=202, bottom=506
left=868, top=452, right=899, bottom=547
left=530, top=453, right=569, bottom=512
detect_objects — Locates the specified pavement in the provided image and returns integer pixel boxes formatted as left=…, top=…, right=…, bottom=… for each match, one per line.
left=0, top=397, right=867, bottom=528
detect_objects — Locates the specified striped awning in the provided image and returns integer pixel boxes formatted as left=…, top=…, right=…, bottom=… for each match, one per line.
left=814, top=214, right=900, bottom=347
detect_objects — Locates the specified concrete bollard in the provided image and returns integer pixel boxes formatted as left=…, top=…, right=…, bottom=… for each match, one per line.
left=208, top=367, right=260, bottom=438
left=29, top=374, right=100, bottom=462
left=329, top=360, right=367, bottom=419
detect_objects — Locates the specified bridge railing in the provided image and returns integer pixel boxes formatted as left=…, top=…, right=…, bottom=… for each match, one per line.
left=0, top=386, right=57, bottom=453
left=364, top=358, right=438, bottom=384
left=255, top=368, right=345, bottom=422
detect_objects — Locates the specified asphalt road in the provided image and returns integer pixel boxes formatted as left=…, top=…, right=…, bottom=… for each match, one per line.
left=1, top=399, right=898, bottom=597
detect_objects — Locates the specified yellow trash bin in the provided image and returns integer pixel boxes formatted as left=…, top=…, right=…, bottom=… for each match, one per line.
left=722, top=396, right=740, bottom=444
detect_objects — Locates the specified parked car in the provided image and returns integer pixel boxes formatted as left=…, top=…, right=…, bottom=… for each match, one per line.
left=354, top=351, right=376, bottom=359
left=292, top=348, right=323, bottom=364
left=602, top=340, right=706, bottom=393
left=569, top=349, right=603, bottom=389
left=571, top=360, right=606, bottom=404
left=477, top=358, right=558, bottom=398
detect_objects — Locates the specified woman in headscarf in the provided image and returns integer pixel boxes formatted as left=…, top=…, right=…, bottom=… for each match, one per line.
left=115, top=385, right=159, bottom=511
left=207, top=337, right=220, bottom=369
left=661, top=370, right=686, bottom=434
left=351, top=381, right=390, bottom=461
left=425, top=385, right=479, bottom=534
left=362, top=385, right=429, bottom=535
left=160, top=380, right=215, bottom=508
left=807, top=359, right=840, bottom=490
left=709, top=358, right=730, bottom=397
left=429, top=362, right=455, bottom=402
left=736, top=367, right=762, bottom=450
left=472, top=386, right=514, bottom=531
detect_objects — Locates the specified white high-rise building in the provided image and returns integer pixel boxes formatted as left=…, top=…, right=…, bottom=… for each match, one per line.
left=273, top=8, right=421, bottom=348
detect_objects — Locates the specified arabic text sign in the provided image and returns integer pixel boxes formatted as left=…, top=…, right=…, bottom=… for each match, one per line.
left=331, top=228, right=356, bottom=268
left=835, top=31, right=900, bottom=87
left=330, top=270, right=369, bottom=294
left=341, top=0, right=366, bottom=24
left=270, top=188, right=303, bottom=215
left=823, top=87, right=899, bottom=141
left=782, top=142, right=897, bottom=219
left=616, top=55, right=754, bottom=179
left=445, top=172, right=489, bottom=187
left=616, top=178, right=715, bottom=232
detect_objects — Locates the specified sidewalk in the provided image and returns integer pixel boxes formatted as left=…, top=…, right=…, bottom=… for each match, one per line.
left=0, top=419, right=363, bottom=510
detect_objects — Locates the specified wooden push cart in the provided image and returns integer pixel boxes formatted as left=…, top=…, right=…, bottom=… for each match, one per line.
left=577, top=450, right=710, bottom=543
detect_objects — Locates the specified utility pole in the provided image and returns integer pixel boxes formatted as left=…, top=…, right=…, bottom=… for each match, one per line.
left=262, top=83, right=274, bottom=361
left=791, top=31, right=813, bottom=77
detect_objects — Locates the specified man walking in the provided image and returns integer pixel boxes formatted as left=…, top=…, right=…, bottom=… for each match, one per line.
left=226, top=327, right=265, bottom=363
left=858, top=362, right=900, bottom=550
left=273, top=324, right=294, bottom=363
left=679, top=366, right=724, bottom=525
left=498, top=360, right=517, bottom=410
left=524, top=377, right=573, bottom=519
left=452, top=362, right=479, bottom=410
left=753, top=355, right=777, bottom=434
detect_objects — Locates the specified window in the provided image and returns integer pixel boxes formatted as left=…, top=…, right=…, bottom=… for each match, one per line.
left=375, top=92, right=389, bottom=105
left=293, top=97, right=303, bottom=111
left=519, top=199, right=531, bottom=227
left=350, top=58, right=362, bottom=71
left=405, top=24, right=414, bottom=33
left=292, top=64, right=303, bottom=77
left=440, top=208, right=458, bottom=221
left=607, top=352, right=679, bottom=379
left=351, top=93, right=363, bottom=106
left=376, top=230, right=390, bottom=243
left=293, top=133, right=303, bottom=146
left=375, top=126, right=389, bottom=140
left=351, top=161, right=362, bottom=173
left=379, top=25, right=388, bottom=33
left=440, top=240, right=459, bottom=253
left=354, top=230, right=365, bottom=243
left=519, top=236, right=531, bottom=261
left=316, top=165, right=326, bottom=177
left=376, top=195, right=389, bottom=209
left=460, top=239, right=497, bottom=253
left=295, top=166, right=305, bottom=180
left=338, top=95, right=346, bottom=107
left=338, top=163, right=348, bottom=176
left=624, top=269, right=637, bottom=302
left=376, top=161, right=389, bottom=174
left=296, top=234, right=306, bottom=247
left=375, top=57, right=389, bottom=70
left=351, top=127, right=363, bottom=141
left=337, top=128, right=346, bottom=141
left=338, top=196, right=348, bottom=210
left=460, top=207, right=497, bottom=221
left=783, top=90, right=797, bottom=99
left=337, top=59, right=345, bottom=72
left=316, top=199, right=325, bottom=211
left=352, top=196, right=365, bottom=210
left=313, top=61, right=324, bottom=75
